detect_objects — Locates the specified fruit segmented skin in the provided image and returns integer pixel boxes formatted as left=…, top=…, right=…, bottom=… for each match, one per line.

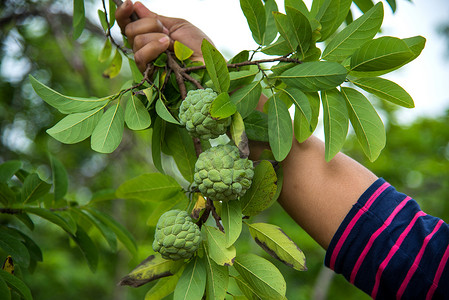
left=178, top=88, right=231, bottom=140
left=194, top=144, right=254, bottom=201
left=152, top=210, right=202, bottom=260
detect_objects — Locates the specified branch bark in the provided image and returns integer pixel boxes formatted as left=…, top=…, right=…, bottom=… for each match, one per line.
left=183, top=56, right=302, bottom=73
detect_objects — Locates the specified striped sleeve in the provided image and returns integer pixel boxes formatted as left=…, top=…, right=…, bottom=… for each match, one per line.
left=324, top=178, right=449, bottom=299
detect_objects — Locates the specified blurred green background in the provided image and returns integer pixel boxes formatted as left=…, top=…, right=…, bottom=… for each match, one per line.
left=1, top=0, right=448, bottom=299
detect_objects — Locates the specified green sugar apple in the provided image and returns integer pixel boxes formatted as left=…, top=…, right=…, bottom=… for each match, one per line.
left=194, top=144, right=254, bottom=201
left=152, top=210, right=202, bottom=261
left=178, top=88, right=231, bottom=140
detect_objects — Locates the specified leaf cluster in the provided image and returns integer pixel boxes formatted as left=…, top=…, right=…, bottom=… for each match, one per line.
left=0, top=158, right=137, bottom=299
left=26, top=0, right=427, bottom=298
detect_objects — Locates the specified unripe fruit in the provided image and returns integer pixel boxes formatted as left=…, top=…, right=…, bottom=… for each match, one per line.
left=178, top=88, right=231, bottom=140
left=194, top=144, right=254, bottom=201
left=152, top=210, right=202, bottom=261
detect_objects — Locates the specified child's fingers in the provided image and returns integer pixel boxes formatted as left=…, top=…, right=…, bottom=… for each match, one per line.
left=125, top=18, right=165, bottom=46
left=134, top=34, right=170, bottom=72
left=115, top=0, right=134, bottom=32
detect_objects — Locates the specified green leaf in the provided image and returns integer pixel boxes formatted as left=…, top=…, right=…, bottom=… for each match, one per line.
left=151, top=117, right=166, bottom=174
left=204, top=247, right=229, bottom=300
left=13, top=229, right=42, bottom=263
left=239, top=0, right=266, bottom=45
left=103, top=49, right=123, bottom=78
left=173, top=256, right=206, bottom=300
left=46, top=107, right=104, bottom=144
left=0, top=161, right=22, bottom=183
left=267, top=94, right=292, bottom=162
left=119, top=254, right=184, bottom=287
left=21, top=173, right=51, bottom=204
left=174, top=41, right=194, bottom=61
left=277, top=61, right=347, bottom=92
left=71, top=226, right=98, bottom=272
left=353, top=0, right=375, bottom=13
left=294, top=93, right=320, bottom=143
left=403, top=36, right=426, bottom=57
left=0, top=229, right=30, bottom=268
left=272, top=12, right=297, bottom=53
left=109, top=0, right=116, bottom=26
left=164, top=124, right=197, bottom=183
left=144, top=267, right=184, bottom=300
left=247, top=223, right=306, bottom=271
left=230, top=112, right=248, bottom=157
left=29, top=75, right=110, bottom=114
left=116, top=173, right=183, bottom=202
left=49, top=154, right=68, bottom=201
left=348, top=36, right=426, bottom=77
left=341, top=87, right=386, bottom=161
left=233, top=253, right=286, bottom=300
left=87, top=208, right=137, bottom=256
left=124, top=92, right=151, bottom=130
left=314, top=0, right=352, bottom=41
left=99, top=38, right=112, bottom=62
left=227, top=276, right=248, bottom=298
left=201, top=39, right=230, bottom=93
left=23, top=207, right=76, bottom=235
left=230, top=81, right=262, bottom=119
left=221, top=200, right=242, bottom=247
left=234, top=275, right=259, bottom=299
left=155, top=98, right=180, bottom=124
left=91, top=102, right=124, bottom=153
left=229, top=65, right=259, bottom=91
left=386, top=0, right=396, bottom=13
left=203, top=226, right=236, bottom=266
left=0, top=269, right=32, bottom=300
left=244, top=111, right=269, bottom=143
left=146, top=192, right=187, bottom=227
left=0, top=183, right=15, bottom=206
left=273, top=6, right=312, bottom=57
left=57, top=211, right=77, bottom=235
left=15, top=213, right=34, bottom=231
left=228, top=50, right=250, bottom=65
left=322, top=2, right=384, bottom=62
left=350, top=36, right=414, bottom=72
left=261, top=36, right=292, bottom=56
left=352, top=77, right=414, bottom=108
left=72, top=0, right=85, bottom=39
left=280, top=88, right=311, bottom=124
left=284, top=0, right=309, bottom=18
left=240, top=160, right=277, bottom=216
left=128, top=58, right=144, bottom=83
left=210, top=93, right=237, bottom=119
left=97, top=9, right=108, bottom=31
left=0, top=275, right=10, bottom=300
left=285, top=6, right=312, bottom=57
left=263, top=0, right=279, bottom=46
left=321, top=89, right=349, bottom=161
left=74, top=208, right=117, bottom=252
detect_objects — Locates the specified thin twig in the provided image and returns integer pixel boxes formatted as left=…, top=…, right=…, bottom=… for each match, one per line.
left=183, top=56, right=302, bottom=73
left=208, top=198, right=224, bottom=232
left=117, top=64, right=154, bottom=100
left=166, top=51, right=188, bottom=99
left=103, top=0, right=130, bottom=55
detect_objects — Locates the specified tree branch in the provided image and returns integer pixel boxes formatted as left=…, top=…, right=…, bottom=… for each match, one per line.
left=183, top=56, right=302, bottom=73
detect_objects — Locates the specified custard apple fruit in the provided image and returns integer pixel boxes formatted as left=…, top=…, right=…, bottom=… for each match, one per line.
left=152, top=210, right=202, bottom=261
left=178, top=88, right=231, bottom=140
left=194, top=144, right=254, bottom=201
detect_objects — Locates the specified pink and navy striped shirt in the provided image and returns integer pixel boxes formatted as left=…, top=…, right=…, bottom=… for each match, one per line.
left=325, top=178, right=449, bottom=299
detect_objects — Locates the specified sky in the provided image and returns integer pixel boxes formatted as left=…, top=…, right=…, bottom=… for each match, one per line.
left=134, top=0, right=449, bottom=124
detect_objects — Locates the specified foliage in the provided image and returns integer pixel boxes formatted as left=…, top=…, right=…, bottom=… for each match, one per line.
left=0, top=157, right=137, bottom=299
left=0, top=0, right=431, bottom=299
